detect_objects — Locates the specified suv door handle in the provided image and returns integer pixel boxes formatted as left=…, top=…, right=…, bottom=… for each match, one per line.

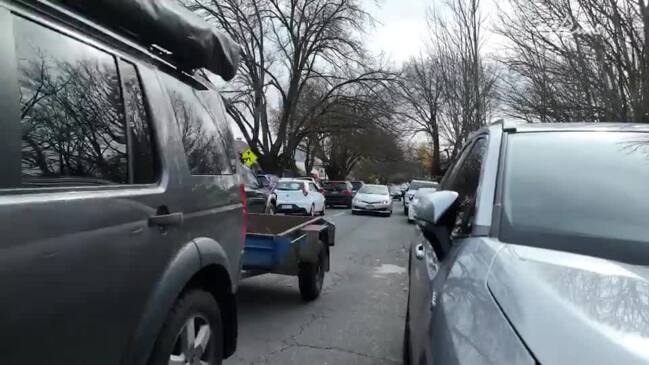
left=415, top=244, right=425, bottom=260
left=148, top=212, right=183, bottom=227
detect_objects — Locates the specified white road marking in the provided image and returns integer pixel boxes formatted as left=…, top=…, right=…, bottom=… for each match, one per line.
left=330, top=212, right=347, bottom=217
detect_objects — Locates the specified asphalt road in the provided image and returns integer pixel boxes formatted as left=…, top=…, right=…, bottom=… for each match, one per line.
left=226, top=202, right=416, bottom=365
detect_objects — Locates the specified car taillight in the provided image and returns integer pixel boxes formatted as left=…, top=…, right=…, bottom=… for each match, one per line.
left=343, top=189, right=352, bottom=196
left=240, top=183, right=248, bottom=248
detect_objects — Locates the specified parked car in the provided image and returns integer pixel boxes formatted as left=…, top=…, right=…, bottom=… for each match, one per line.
left=351, top=184, right=393, bottom=216
left=389, top=184, right=403, bottom=201
left=323, top=180, right=354, bottom=208
left=0, top=1, right=243, bottom=364
left=242, top=166, right=276, bottom=214
left=350, top=180, right=364, bottom=196
left=406, top=187, right=438, bottom=223
left=403, top=179, right=439, bottom=215
left=404, top=122, right=649, bottom=365
left=275, top=179, right=326, bottom=215
left=256, top=173, right=280, bottom=191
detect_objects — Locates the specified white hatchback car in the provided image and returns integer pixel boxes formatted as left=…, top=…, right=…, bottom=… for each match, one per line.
left=408, top=187, right=439, bottom=223
left=275, top=179, right=326, bottom=216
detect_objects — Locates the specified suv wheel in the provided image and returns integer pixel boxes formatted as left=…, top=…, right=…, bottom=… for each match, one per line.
left=148, top=290, right=223, bottom=365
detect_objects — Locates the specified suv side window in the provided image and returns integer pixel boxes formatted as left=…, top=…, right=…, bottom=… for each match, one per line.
left=443, top=138, right=487, bottom=234
left=161, top=73, right=232, bottom=175
left=309, top=183, right=319, bottom=192
left=119, top=60, right=156, bottom=184
left=198, top=90, right=238, bottom=174
left=15, top=16, right=129, bottom=186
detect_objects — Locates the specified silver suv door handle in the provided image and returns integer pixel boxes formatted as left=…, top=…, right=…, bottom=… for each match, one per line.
left=415, top=244, right=425, bottom=260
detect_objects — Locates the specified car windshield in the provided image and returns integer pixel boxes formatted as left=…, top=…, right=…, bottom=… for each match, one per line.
left=501, top=132, right=649, bottom=261
left=409, top=181, right=438, bottom=190
left=351, top=182, right=363, bottom=190
left=275, top=181, right=302, bottom=191
left=358, top=185, right=388, bottom=195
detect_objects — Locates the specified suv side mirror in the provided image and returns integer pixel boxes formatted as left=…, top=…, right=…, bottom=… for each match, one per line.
left=414, top=191, right=458, bottom=225
left=414, top=191, right=459, bottom=260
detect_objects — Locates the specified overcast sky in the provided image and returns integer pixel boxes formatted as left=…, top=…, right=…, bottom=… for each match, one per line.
left=363, top=0, right=430, bottom=65
left=364, top=0, right=504, bottom=65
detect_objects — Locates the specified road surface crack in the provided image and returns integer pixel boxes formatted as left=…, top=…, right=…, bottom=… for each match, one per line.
left=281, top=342, right=401, bottom=364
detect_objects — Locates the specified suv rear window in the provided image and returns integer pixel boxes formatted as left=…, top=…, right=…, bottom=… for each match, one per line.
left=324, top=182, right=348, bottom=190
left=276, top=181, right=303, bottom=191
left=162, top=73, right=233, bottom=175
left=501, top=132, right=649, bottom=261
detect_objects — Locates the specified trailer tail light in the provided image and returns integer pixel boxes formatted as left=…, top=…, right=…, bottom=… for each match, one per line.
left=240, top=183, right=248, bottom=248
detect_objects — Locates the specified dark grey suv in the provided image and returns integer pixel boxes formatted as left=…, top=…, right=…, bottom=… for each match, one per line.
left=0, top=1, right=243, bottom=364
left=405, top=122, right=649, bottom=365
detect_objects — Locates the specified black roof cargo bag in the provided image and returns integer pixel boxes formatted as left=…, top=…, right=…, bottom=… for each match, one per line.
left=57, top=0, right=241, bottom=80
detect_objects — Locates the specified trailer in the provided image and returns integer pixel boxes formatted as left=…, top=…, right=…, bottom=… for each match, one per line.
left=242, top=214, right=336, bottom=300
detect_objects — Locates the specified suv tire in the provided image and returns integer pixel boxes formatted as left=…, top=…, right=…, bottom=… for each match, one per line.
left=298, top=249, right=325, bottom=301
left=148, top=290, right=223, bottom=365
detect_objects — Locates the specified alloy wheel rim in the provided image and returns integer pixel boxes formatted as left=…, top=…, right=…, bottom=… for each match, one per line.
left=169, top=314, right=213, bottom=365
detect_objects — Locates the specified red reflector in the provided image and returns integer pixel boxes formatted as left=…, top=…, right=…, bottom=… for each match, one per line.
left=240, top=183, right=248, bottom=248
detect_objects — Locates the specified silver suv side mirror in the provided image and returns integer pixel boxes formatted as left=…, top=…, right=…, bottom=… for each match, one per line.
left=414, top=190, right=459, bottom=226
left=413, top=190, right=459, bottom=261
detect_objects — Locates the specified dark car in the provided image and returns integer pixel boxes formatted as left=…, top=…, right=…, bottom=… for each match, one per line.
left=0, top=2, right=243, bottom=364
left=242, top=166, right=276, bottom=214
left=404, top=122, right=649, bottom=365
left=323, top=180, right=354, bottom=208
left=350, top=180, right=364, bottom=196
left=256, top=173, right=280, bottom=192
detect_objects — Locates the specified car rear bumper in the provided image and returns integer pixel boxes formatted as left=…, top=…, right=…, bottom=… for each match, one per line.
left=276, top=204, right=309, bottom=214
left=325, top=196, right=351, bottom=205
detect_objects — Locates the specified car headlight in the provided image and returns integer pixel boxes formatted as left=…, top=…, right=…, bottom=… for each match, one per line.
left=382, top=200, right=390, bottom=205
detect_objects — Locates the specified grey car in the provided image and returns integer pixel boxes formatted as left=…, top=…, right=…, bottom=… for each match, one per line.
left=405, top=122, right=649, bottom=365
left=0, top=1, right=243, bottom=364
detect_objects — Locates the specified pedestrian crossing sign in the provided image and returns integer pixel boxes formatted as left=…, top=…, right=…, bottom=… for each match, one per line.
left=242, top=148, right=258, bottom=167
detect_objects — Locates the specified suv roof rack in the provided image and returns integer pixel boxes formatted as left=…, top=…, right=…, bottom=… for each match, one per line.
left=491, top=119, right=518, bottom=132
left=50, top=0, right=241, bottom=81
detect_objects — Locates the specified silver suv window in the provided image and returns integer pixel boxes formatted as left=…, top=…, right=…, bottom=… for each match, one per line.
left=501, top=132, right=649, bottom=261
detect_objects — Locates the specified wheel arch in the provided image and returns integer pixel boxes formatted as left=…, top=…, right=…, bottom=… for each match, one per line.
left=121, top=238, right=238, bottom=365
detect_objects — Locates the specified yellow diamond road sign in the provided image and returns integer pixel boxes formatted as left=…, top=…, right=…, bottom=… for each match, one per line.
left=242, top=148, right=258, bottom=167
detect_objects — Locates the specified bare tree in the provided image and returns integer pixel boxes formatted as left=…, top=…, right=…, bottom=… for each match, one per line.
left=397, top=54, right=445, bottom=176
left=188, top=0, right=395, bottom=173
left=398, top=0, right=497, bottom=167
left=498, top=0, right=649, bottom=123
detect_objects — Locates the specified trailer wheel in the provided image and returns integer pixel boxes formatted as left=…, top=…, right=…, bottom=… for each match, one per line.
left=298, top=249, right=325, bottom=301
